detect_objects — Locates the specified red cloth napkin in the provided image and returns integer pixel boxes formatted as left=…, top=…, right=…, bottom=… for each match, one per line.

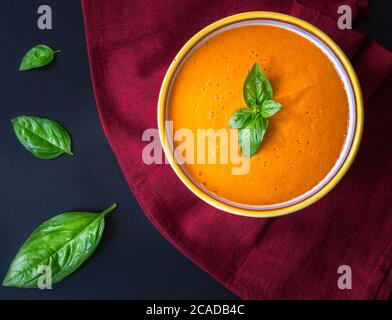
left=81, top=0, right=392, bottom=299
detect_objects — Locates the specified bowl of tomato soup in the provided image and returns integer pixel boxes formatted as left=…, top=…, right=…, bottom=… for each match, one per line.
left=158, top=12, right=363, bottom=217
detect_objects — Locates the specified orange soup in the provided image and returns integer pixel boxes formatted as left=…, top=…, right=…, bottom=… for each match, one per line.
left=168, top=25, right=349, bottom=205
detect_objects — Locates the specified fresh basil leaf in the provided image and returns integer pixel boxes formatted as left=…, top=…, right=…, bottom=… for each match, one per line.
left=243, top=63, right=273, bottom=107
left=261, top=100, right=283, bottom=118
left=19, top=45, right=60, bottom=71
left=228, top=63, right=282, bottom=157
left=11, top=116, right=73, bottom=159
left=229, top=108, right=252, bottom=129
left=2, top=204, right=117, bottom=288
left=238, top=114, right=268, bottom=157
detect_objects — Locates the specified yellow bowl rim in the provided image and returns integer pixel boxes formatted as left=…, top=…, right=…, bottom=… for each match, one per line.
left=157, top=11, right=364, bottom=218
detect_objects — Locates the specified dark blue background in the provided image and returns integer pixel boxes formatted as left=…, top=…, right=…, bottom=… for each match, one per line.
left=0, top=0, right=390, bottom=299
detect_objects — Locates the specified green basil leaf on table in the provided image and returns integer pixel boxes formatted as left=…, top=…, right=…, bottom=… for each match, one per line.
left=261, top=100, right=283, bottom=118
left=243, top=63, right=273, bottom=107
left=2, top=203, right=117, bottom=288
left=229, top=108, right=252, bottom=129
left=19, top=44, right=60, bottom=71
left=238, top=114, right=269, bottom=157
left=11, top=116, right=73, bottom=159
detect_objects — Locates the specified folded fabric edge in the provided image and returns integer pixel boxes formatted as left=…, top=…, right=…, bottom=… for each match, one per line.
left=80, top=0, right=392, bottom=300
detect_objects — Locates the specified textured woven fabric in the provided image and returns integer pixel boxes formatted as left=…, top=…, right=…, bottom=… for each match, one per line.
left=81, top=0, right=392, bottom=299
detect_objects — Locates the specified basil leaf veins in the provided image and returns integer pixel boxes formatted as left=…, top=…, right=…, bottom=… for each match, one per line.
left=243, top=63, right=273, bottom=107
left=11, top=115, right=73, bottom=159
left=229, top=108, right=252, bottom=129
left=229, top=63, right=283, bottom=157
left=239, top=114, right=268, bottom=157
left=2, top=203, right=117, bottom=288
left=261, top=100, right=283, bottom=118
left=19, top=44, right=60, bottom=71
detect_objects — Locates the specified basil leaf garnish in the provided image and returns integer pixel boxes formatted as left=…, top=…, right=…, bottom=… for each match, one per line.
left=19, top=44, right=60, bottom=71
left=2, top=204, right=117, bottom=288
left=229, top=63, right=282, bottom=157
left=229, top=108, right=252, bottom=129
left=261, top=100, right=283, bottom=118
left=11, top=116, right=73, bottom=159
left=238, top=115, right=268, bottom=157
left=243, top=63, right=273, bottom=107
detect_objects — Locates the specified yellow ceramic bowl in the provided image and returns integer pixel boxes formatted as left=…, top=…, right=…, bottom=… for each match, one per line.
left=158, top=12, right=363, bottom=218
